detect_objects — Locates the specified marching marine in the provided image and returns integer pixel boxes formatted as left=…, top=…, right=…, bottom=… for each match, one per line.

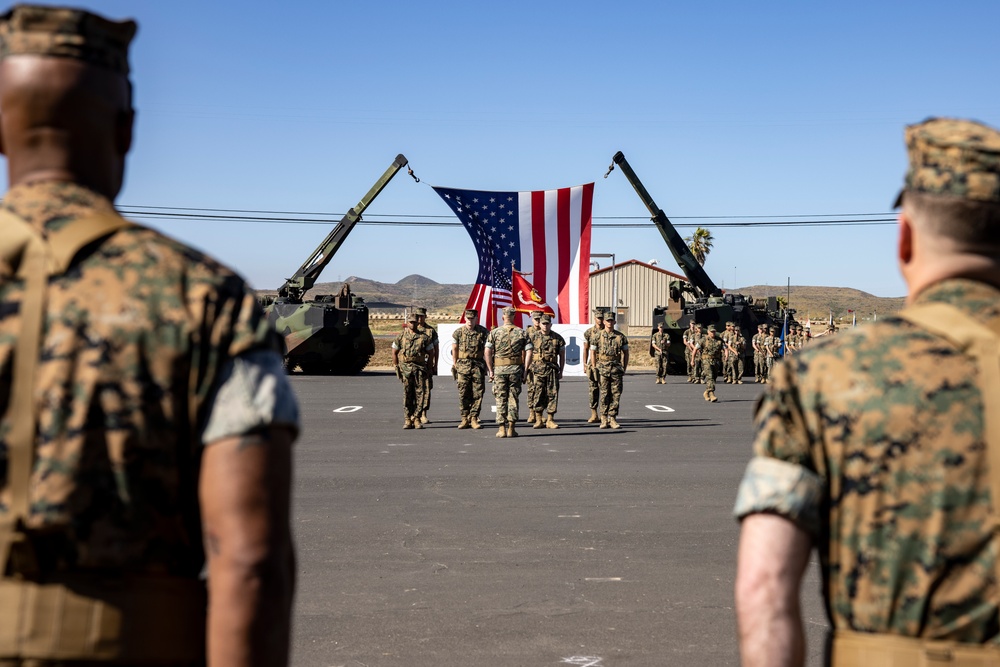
left=698, top=324, right=723, bottom=402
left=592, top=311, right=629, bottom=429
left=651, top=321, right=670, bottom=384
left=451, top=308, right=489, bottom=429
left=583, top=309, right=605, bottom=422
left=529, top=313, right=565, bottom=429
left=485, top=306, right=533, bottom=438
left=393, top=313, right=434, bottom=429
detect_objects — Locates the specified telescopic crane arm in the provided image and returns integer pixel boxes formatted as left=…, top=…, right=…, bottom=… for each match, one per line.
left=278, top=153, right=409, bottom=302
left=609, top=151, right=721, bottom=298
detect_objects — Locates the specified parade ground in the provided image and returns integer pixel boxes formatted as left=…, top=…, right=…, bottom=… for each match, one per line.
left=290, top=372, right=829, bottom=667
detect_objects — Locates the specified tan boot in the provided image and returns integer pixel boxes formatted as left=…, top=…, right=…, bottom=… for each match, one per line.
left=420, top=411, right=429, bottom=424
left=414, top=419, right=424, bottom=429
left=471, top=416, right=483, bottom=429
left=403, top=418, right=413, bottom=429
left=527, top=410, right=536, bottom=424
left=709, top=391, right=718, bottom=403
left=609, top=416, right=621, bottom=430
left=737, top=380, right=744, bottom=384
left=546, top=414, right=559, bottom=429
left=507, top=422, right=518, bottom=438
left=533, top=413, right=545, bottom=429
left=587, top=408, right=599, bottom=423
left=496, top=424, right=507, bottom=438
left=599, top=415, right=609, bottom=429
left=703, top=390, right=710, bottom=401
left=458, top=416, right=470, bottom=429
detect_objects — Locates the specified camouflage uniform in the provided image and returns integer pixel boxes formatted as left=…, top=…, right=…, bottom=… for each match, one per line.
left=529, top=326, right=565, bottom=419
left=594, top=323, right=628, bottom=424
left=763, top=328, right=781, bottom=379
left=697, top=327, right=722, bottom=401
left=651, top=326, right=670, bottom=383
left=525, top=312, right=543, bottom=420
left=683, top=323, right=697, bottom=382
left=751, top=326, right=766, bottom=382
left=451, top=319, right=489, bottom=426
left=691, top=325, right=706, bottom=383
left=393, top=325, right=433, bottom=427
left=735, top=118, right=1000, bottom=660
left=486, top=322, right=532, bottom=426
left=583, top=313, right=604, bottom=417
left=415, top=309, right=438, bottom=422
left=721, top=322, right=734, bottom=382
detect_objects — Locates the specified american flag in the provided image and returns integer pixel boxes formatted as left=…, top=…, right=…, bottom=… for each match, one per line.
left=433, top=184, right=593, bottom=328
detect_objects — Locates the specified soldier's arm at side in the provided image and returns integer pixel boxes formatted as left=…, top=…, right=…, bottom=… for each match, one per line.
left=622, top=349, right=629, bottom=372
left=735, top=513, right=811, bottom=667
left=558, top=348, right=565, bottom=379
left=200, top=426, right=296, bottom=667
left=485, top=345, right=494, bottom=378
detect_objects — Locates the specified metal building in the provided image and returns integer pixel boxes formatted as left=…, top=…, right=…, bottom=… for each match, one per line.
left=589, top=260, right=689, bottom=334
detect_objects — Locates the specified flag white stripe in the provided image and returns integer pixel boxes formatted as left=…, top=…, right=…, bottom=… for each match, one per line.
left=567, top=185, right=584, bottom=323
left=543, top=189, right=560, bottom=323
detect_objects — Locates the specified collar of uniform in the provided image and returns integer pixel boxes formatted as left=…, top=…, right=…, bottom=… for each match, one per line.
left=911, top=278, right=1000, bottom=328
left=0, top=180, right=117, bottom=235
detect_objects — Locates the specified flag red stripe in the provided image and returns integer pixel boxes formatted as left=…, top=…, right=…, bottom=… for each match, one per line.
left=579, top=183, right=594, bottom=324
left=556, top=188, right=571, bottom=321
left=531, top=190, right=547, bottom=305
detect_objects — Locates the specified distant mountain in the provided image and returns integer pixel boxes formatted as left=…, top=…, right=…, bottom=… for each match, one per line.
left=256, top=276, right=907, bottom=318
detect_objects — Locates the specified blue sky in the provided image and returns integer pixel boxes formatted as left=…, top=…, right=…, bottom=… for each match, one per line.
left=8, top=1, right=999, bottom=298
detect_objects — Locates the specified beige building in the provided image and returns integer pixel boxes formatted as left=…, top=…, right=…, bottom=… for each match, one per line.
left=589, top=260, right=691, bottom=334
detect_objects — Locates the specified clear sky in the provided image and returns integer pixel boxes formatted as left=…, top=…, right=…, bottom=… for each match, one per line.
left=7, top=0, right=999, bottom=298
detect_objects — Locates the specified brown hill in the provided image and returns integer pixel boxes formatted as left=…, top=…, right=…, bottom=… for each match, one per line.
left=737, top=285, right=906, bottom=323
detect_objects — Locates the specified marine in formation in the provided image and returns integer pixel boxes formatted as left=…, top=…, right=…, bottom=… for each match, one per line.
left=451, top=308, right=488, bottom=429
left=591, top=311, right=629, bottom=429
left=528, top=313, right=566, bottom=429
left=393, top=313, right=434, bottom=429
left=651, top=321, right=670, bottom=384
left=485, top=306, right=533, bottom=438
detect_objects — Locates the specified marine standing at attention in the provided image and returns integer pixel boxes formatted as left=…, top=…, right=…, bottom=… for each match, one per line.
left=451, top=308, right=488, bottom=430
left=735, top=117, right=1000, bottom=666
left=583, top=309, right=605, bottom=422
left=651, top=321, right=670, bottom=384
left=698, top=324, right=722, bottom=402
left=485, top=306, right=533, bottom=438
left=0, top=6, right=299, bottom=665
left=529, top=313, right=566, bottom=429
left=592, top=311, right=629, bottom=429
left=393, top=313, right=433, bottom=429
left=752, top=323, right=766, bottom=383
left=683, top=320, right=698, bottom=383
left=525, top=309, right=544, bottom=424
left=414, top=307, right=438, bottom=424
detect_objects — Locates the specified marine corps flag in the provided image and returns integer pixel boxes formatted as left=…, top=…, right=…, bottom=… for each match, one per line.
left=512, top=270, right=555, bottom=317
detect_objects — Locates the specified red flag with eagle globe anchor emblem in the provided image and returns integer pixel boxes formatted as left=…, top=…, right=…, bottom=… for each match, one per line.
left=511, top=270, right=555, bottom=316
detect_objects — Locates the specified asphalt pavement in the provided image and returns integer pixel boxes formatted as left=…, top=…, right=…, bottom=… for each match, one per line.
left=290, top=370, right=829, bottom=667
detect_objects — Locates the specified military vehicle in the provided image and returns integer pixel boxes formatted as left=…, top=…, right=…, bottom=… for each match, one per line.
left=262, top=154, right=408, bottom=374
left=606, top=151, right=796, bottom=374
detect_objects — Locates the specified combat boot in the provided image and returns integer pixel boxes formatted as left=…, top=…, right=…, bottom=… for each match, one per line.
left=403, top=418, right=413, bottom=429
left=599, top=415, right=609, bottom=429
left=709, top=391, right=719, bottom=403
left=507, top=422, right=518, bottom=438
left=458, top=416, right=470, bottom=429
left=470, top=416, right=483, bottom=429
left=420, top=411, right=429, bottom=424
left=703, top=390, right=710, bottom=401
left=737, top=379, right=744, bottom=385
left=527, top=409, right=536, bottom=424
left=587, top=408, right=598, bottom=424
left=546, top=414, right=559, bottom=429
left=496, top=424, right=507, bottom=438
left=608, top=416, right=621, bottom=430
left=414, top=420, right=424, bottom=429
left=533, top=413, right=545, bottom=429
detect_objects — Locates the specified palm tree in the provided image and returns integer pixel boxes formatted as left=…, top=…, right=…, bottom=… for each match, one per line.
left=686, top=227, right=714, bottom=266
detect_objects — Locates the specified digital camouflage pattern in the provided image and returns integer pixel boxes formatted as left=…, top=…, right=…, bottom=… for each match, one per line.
left=0, top=182, right=282, bottom=574
left=651, top=330, right=670, bottom=381
left=487, top=324, right=531, bottom=424
left=698, top=333, right=722, bottom=392
left=525, top=323, right=543, bottom=415
left=417, top=320, right=438, bottom=415
left=584, top=321, right=603, bottom=409
left=683, top=325, right=696, bottom=380
left=452, top=323, right=488, bottom=418
left=392, top=327, right=432, bottom=421
left=594, top=328, right=628, bottom=417
left=734, top=278, right=1000, bottom=642
left=0, top=4, right=135, bottom=75
left=530, top=329, right=565, bottom=415
left=900, top=118, right=1000, bottom=204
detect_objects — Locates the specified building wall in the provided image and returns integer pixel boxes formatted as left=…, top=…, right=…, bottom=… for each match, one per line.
left=589, top=261, right=687, bottom=334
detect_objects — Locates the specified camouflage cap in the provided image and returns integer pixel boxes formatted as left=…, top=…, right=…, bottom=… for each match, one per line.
left=464, top=308, right=478, bottom=318
left=531, top=310, right=543, bottom=320
left=0, top=5, right=136, bottom=75
left=726, top=321, right=734, bottom=327
left=695, top=322, right=703, bottom=328
left=540, top=314, right=552, bottom=324
left=406, top=312, right=419, bottom=322
left=502, top=306, right=516, bottom=318
left=593, top=309, right=605, bottom=319
left=604, top=311, right=616, bottom=321
left=413, top=307, right=427, bottom=316
left=894, top=117, right=1000, bottom=207
left=707, top=324, right=717, bottom=332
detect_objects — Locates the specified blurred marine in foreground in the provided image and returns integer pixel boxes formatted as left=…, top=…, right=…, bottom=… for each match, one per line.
left=0, top=5, right=299, bottom=666
left=735, top=117, right=1000, bottom=665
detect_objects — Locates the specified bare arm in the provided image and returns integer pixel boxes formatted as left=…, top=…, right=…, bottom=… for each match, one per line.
left=485, top=346, right=494, bottom=378
left=735, top=513, right=812, bottom=667
left=200, top=427, right=296, bottom=667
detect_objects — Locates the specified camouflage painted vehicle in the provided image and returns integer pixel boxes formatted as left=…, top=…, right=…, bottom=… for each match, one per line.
left=262, top=154, right=408, bottom=374
left=607, top=151, right=796, bottom=374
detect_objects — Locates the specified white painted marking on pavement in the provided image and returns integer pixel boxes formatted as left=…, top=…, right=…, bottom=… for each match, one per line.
left=645, top=404, right=675, bottom=412
left=558, top=514, right=581, bottom=518
left=562, top=657, right=604, bottom=666
left=332, top=405, right=363, bottom=413
left=584, top=578, right=622, bottom=582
